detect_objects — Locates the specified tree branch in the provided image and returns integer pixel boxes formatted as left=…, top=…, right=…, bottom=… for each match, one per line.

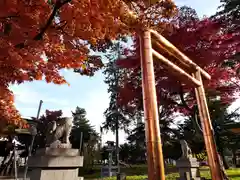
left=230, top=80, right=240, bottom=89
left=178, top=84, right=203, bottom=135
left=0, top=14, right=19, bottom=20
left=15, top=0, right=71, bottom=48
left=33, top=0, right=70, bottom=40
left=193, top=108, right=203, bottom=134
left=179, top=84, right=192, bottom=112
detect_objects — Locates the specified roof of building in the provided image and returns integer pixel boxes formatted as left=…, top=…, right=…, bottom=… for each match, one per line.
left=223, top=122, right=240, bottom=134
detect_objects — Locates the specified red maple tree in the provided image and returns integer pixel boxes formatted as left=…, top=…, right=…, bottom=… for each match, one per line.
left=116, top=7, right=240, bottom=116
left=41, top=110, right=63, bottom=122
left=0, top=0, right=176, bottom=128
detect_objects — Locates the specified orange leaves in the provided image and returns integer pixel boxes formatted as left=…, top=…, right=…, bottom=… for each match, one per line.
left=35, top=72, right=43, bottom=80
left=0, top=0, right=177, bottom=128
left=0, top=87, right=26, bottom=131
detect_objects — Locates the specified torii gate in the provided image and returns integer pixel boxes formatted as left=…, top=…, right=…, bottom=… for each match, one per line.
left=140, top=30, right=223, bottom=180
left=117, top=1, right=223, bottom=179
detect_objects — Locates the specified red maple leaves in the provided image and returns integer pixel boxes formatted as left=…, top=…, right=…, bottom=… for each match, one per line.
left=116, top=17, right=240, bottom=114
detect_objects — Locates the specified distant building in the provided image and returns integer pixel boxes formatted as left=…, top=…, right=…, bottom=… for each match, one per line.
left=21, top=117, right=41, bottom=127
left=223, top=122, right=240, bottom=167
left=224, top=123, right=240, bottom=134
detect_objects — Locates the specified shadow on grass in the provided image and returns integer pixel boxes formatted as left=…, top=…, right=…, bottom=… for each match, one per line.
left=229, top=174, right=240, bottom=177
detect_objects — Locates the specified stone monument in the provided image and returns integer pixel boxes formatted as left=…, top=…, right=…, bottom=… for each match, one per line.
left=101, top=141, right=117, bottom=177
left=28, top=117, right=84, bottom=180
left=176, top=139, right=201, bottom=180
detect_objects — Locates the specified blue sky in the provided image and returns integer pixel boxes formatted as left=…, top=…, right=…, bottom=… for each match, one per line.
left=11, top=0, right=239, bottom=144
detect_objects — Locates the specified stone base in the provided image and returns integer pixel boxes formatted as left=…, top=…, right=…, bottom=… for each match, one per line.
left=28, top=148, right=84, bottom=180
left=0, top=177, right=30, bottom=180
left=101, top=166, right=118, bottom=177
left=34, top=147, right=79, bottom=157
left=177, top=177, right=201, bottom=180
left=176, top=158, right=201, bottom=180
left=49, top=141, right=72, bottom=149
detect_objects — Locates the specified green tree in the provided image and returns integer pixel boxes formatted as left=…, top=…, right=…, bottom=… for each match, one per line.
left=126, top=123, right=146, bottom=163
left=215, top=0, right=240, bottom=32
left=102, top=37, right=142, bottom=133
left=178, top=117, right=205, bottom=155
left=213, top=0, right=240, bottom=75
left=100, top=145, right=109, bottom=162
left=70, top=106, right=99, bottom=148
left=125, top=104, right=183, bottom=161
left=103, top=41, right=184, bottom=160
left=180, top=100, right=240, bottom=168
left=226, top=133, right=240, bottom=167
left=119, top=143, right=132, bottom=163
left=70, top=106, right=100, bottom=171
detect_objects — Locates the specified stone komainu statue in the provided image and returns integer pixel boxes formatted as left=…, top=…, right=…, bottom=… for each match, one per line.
left=46, top=117, right=73, bottom=146
left=180, top=139, right=192, bottom=159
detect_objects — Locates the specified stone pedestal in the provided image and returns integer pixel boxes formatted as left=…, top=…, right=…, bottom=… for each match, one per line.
left=0, top=177, right=29, bottom=180
left=176, top=157, right=201, bottom=180
left=28, top=148, right=84, bottom=180
left=101, top=165, right=117, bottom=177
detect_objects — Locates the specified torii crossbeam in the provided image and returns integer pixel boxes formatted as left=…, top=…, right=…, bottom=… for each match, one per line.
left=140, top=30, right=223, bottom=180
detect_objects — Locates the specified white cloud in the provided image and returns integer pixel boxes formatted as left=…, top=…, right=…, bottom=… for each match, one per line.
left=9, top=72, right=127, bottom=144
left=11, top=84, right=69, bottom=106
left=229, top=98, right=240, bottom=113
left=101, top=130, right=127, bottom=145
left=17, top=107, right=40, bottom=118
left=83, top=89, right=109, bottom=126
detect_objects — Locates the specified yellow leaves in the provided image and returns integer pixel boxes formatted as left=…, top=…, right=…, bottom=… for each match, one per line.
left=81, top=63, right=87, bottom=70
left=8, top=94, right=14, bottom=103
left=0, top=87, right=26, bottom=131
left=89, top=38, right=97, bottom=45
left=35, top=72, right=43, bottom=80
left=53, top=77, right=67, bottom=85
left=142, top=0, right=176, bottom=8
left=193, top=152, right=207, bottom=161
left=44, top=73, right=67, bottom=85
left=54, top=44, right=66, bottom=52
left=20, top=73, right=29, bottom=81
left=45, top=76, right=51, bottom=83
left=143, top=0, right=159, bottom=7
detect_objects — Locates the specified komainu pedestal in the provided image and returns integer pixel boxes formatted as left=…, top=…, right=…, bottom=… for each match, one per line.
left=176, top=157, right=201, bottom=180
left=28, top=148, right=84, bottom=180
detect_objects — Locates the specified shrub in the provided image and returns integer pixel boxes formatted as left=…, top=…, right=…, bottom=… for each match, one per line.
left=193, top=152, right=207, bottom=161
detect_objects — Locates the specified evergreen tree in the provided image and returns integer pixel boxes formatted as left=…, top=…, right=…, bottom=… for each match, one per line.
left=215, top=0, right=240, bottom=32
left=103, top=38, right=135, bottom=132
left=179, top=100, right=240, bottom=168
left=70, top=106, right=100, bottom=171
left=213, top=0, right=240, bottom=75
left=70, top=106, right=98, bottom=149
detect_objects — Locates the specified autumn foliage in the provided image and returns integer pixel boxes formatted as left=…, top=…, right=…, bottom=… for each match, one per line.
left=116, top=7, right=240, bottom=115
left=0, top=0, right=176, bottom=127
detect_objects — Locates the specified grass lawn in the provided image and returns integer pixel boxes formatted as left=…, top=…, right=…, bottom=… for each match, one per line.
left=84, top=165, right=240, bottom=180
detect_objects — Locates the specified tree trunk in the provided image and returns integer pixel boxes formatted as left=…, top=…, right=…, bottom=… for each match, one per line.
left=219, top=150, right=229, bottom=169
left=232, top=150, right=237, bottom=167
left=215, top=132, right=229, bottom=169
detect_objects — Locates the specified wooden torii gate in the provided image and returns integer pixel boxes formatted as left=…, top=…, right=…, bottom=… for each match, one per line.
left=139, top=30, right=223, bottom=180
